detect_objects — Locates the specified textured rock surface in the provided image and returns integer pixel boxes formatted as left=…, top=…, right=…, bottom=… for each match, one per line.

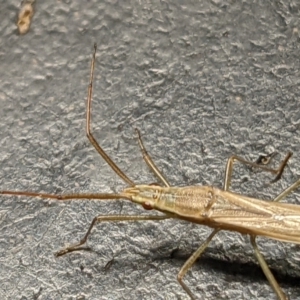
left=1, top=1, right=300, bottom=299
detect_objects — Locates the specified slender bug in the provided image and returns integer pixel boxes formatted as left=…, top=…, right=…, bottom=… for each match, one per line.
left=2, top=44, right=300, bottom=300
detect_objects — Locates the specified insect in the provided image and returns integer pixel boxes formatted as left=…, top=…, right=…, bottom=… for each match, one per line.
left=1, top=44, right=300, bottom=300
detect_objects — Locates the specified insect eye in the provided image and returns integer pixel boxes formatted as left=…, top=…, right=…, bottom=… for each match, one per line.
left=142, top=202, right=153, bottom=210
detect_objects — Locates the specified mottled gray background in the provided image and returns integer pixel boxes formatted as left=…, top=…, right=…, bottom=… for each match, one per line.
left=1, top=1, right=300, bottom=300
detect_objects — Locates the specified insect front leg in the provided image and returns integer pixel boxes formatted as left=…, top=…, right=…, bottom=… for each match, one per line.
left=86, top=44, right=135, bottom=187
left=135, top=128, right=170, bottom=187
left=56, top=214, right=170, bottom=256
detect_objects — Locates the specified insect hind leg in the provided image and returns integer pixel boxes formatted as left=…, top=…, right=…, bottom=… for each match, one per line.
left=223, top=151, right=293, bottom=299
left=250, top=236, right=288, bottom=300
left=177, top=229, right=220, bottom=300
left=273, top=177, right=300, bottom=203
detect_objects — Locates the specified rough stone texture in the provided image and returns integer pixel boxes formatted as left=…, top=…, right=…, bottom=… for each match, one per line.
left=1, top=1, right=300, bottom=300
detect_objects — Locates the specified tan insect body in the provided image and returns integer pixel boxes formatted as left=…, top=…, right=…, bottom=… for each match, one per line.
left=124, top=185, right=300, bottom=245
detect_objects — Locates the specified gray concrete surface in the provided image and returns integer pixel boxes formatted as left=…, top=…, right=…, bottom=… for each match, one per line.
left=1, top=1, right=300, bottom=300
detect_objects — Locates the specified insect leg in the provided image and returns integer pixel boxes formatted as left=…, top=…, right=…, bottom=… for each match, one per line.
left=223, top=151, right=292, bottom=191
left=223, top=151, right=292, bottom=298
left=86, top=44, right=135, bottom=187
left=250, top=236, right=288, bottom=300
left=56, top=214, right=170, bottom=256
left=249, top=178, right=300, bottom=299
left=273, top=178, right=300, bottom=202
left=177, top=228, right=220, bottom=300
left=135, top=128, right=170, bottom=187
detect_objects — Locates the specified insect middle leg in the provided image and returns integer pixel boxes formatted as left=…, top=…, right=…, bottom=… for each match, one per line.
left=223, top=151, right=292, bottom=191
